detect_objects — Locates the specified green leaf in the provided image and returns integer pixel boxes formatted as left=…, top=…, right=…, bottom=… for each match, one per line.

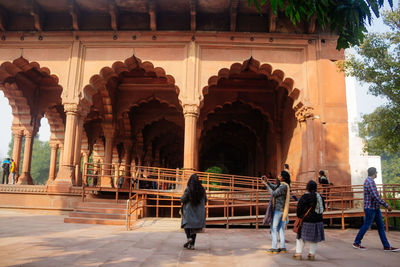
left=270, top=0, right=278, bottom=13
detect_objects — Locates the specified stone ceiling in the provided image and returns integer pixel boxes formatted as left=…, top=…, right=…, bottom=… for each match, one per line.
left=0, top=0, right=319, bottom=34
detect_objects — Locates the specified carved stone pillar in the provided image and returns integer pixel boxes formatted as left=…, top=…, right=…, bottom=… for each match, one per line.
left=73, top=115, right=85, bottom=186
left=49, top=103, right=79, bottom=192
left=295, top=105, right=315, bottom=182
left=82, top=151, right=90, bottom=185
left=46, top=141, right=58, bottom=185
left=122, top=139, right=132, bottom=188
left=101, top=129, right=114, bottom=187
left=11, top=129, right=23, bottom=179
left=58, top=143, right=64, bottom=166
left=183, top=104, right=199, bottom=170
left=18, top=130, right=34, bottom=185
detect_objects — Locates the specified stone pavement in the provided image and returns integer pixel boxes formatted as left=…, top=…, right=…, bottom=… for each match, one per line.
left=0, top=210, right=399, bottom=267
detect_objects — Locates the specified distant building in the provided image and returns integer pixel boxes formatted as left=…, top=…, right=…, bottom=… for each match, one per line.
left=346, top=77, right=382, bottom=185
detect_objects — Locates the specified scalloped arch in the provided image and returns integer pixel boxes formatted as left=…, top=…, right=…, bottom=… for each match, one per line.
left=202, top=100, right=274, bottom=134
left=0, top=57, right=60, bottom=85
left=0, top=57, right=64, bottom=136
left=85, top=55, right=181, bottom=123
left=202, top=57, right=301, bottom=105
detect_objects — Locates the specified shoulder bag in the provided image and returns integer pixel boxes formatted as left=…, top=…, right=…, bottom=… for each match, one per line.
left=293, top=207, right=312, bottom=234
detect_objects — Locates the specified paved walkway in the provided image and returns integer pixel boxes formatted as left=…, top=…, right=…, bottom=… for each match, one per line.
left=0, top=210, right=399, bottom=266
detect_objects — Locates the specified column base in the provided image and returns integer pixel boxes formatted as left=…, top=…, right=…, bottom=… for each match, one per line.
left=47, top=180, right=73, bottom=193
left=47, top=165, right=74, bottom=193
left=100, top=176, right=114, bottom=188
left=17, top=172, right=33, bottom=185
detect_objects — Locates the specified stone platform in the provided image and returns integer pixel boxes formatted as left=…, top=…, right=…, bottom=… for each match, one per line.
left=0, top=210, right=399, bottom=266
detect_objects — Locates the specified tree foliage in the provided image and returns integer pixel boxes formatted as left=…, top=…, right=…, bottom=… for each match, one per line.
left=248, top=0, right=393, bottom=49
left=7, top=135, right=51, bottom=185
left=381, top=151, right=400, bottom=184
left=341, top=8, right=400, bottom=154
left=340, top=8, right=399, bottom=184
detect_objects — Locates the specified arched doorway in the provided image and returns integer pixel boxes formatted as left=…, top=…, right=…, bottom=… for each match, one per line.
left=0, top=57, right=64, bottom=184
left=83, top=55, right=183, bottom=187
left=199, top=57, right=300, bottom=177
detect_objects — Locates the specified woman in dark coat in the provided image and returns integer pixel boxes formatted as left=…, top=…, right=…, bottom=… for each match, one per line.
left=293, top=180, right=325, bottom=261
left=180, top=174, right=207, bottom=250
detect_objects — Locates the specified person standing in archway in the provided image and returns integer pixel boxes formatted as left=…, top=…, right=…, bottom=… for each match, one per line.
left=1, top=158, right=11, bottom=184
left=10, top=159, right=15, bottom=184
left=261, top=171, right=291, bottom=254
left=180, top=174, right=207, bottom=250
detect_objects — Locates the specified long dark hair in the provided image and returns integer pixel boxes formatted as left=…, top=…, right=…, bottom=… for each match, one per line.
left=281, top=170, right=291, bottom=186
left=187, top=174, right=205, bottom=205
left=306, top=180, right=318, bottom=207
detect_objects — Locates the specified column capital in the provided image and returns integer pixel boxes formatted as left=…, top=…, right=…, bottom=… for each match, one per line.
left=103, top=123, right=115, bottom=138
left=49, top=141, right=59, bottom=149
left=11, top=128, right=24, bottom=137
left=295, top=106, right=314, bottom=122
left=63, top=103, right=79, bottom=114
left=183, top=104, right=200, bottom=118
left=23, top=129, right=35, bottom=138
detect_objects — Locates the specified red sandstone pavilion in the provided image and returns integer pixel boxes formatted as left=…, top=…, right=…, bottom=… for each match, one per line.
left=0, top=0, right=349, bottom=194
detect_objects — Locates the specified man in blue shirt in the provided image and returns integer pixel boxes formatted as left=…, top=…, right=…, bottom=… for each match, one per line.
left=353, top=167, right=399, bottom=252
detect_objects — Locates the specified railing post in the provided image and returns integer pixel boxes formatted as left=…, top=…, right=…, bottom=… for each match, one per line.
left=129, top=175, right=132, bottom=200
left=256, top=190, right=259, bottom=229
left=341, top=191, right=345, bottom=230
left=158, top=168, right=161, bottom=192
left=136, top=193, right=139, bottom=220
left=171, top=192, right=174, bottom=218
left=226, top=192, right=229, bottom=229
left=81, top=163, right=85, bottom=202
left=207, top=173, right=210, bottom=192
left=393, top=186, right=397, bottom=227
left=206, top=192, right=209, bottom=218
left=126, top=199, right=131, bottom=230
left=383, top=185, right=389, bottom=232
left=250, top=191, right=253, bottom=216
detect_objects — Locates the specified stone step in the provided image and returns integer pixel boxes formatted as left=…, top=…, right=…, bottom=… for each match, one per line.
left=64, top=217, right=125, bottom=225
left=74, top=207, right=126, bottom=214
left=69, top=211, right=126, bottom=220
left=84, top=198, right=128, bottom=204
left=76, top=202, right=127, bottom=209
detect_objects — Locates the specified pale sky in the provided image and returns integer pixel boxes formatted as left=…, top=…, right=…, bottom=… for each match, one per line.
left=0, top=1, right=397, bottom=159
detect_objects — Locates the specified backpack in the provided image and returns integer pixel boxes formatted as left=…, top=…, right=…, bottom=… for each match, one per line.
left=2, top=162, right=9, bottom=171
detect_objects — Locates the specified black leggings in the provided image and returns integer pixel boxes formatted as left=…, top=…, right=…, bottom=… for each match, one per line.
left=184, top=228, right=197, bottom=245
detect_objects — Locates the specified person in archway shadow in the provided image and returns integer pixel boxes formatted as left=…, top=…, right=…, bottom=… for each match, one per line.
left=318, top=170, right=331, bottom=206
left=261, top=171, right=291, bottom=254
left=180, top=173, right=207, bottom=250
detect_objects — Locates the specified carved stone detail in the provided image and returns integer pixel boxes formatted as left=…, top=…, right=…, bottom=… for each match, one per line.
left=63, top=103, right=79, bottom=114
left=295, top=106, right=314, bottom=122
left=183, top=104, right=200, bottom=117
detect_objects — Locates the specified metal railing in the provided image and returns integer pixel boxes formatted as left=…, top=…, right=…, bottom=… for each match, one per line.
left=81, top=162, right=400, bottom=231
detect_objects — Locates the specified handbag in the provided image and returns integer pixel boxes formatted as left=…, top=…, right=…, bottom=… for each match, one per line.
left=293, top=207, right=312, bottom=234
left=263, top=195, right=274, bottom=225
